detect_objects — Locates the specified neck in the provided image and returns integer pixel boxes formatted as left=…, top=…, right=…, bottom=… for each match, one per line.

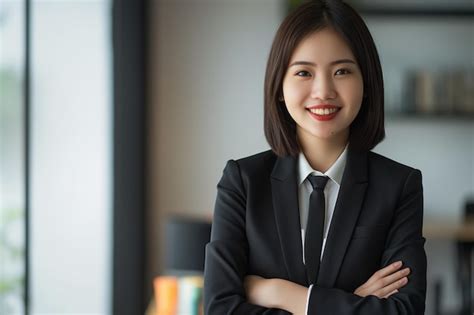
left=297, top=128, right=348, bottom=173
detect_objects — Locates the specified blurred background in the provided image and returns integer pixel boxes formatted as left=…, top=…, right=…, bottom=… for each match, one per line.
left=0, top=0, right=472, bottom=314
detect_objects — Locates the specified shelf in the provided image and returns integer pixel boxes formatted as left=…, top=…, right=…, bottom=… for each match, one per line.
left=424, top=220, right=474, bottom=241
left=385, top=112, right=474, bottom=122
left=356, top=7, right=474, bottom=18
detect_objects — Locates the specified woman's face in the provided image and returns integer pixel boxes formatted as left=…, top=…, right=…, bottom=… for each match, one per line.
left=282, top=27, right=364, bottom=144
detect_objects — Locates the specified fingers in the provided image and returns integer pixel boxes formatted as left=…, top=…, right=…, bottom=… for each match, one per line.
left=382, top=267, right=410, bottom=287
left=367, top=261, right=403, bottom=285
left=374, top=276, right=408, bottom=298
left=383, top=289, right=398, bottom=299
left=366, top=267, right=410, bottom=294
left=354, top=261, right=411, bottom=298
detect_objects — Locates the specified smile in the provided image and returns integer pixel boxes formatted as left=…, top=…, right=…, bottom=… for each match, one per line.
left=306, top=107, right=341, bottom=121
left=308, top=107, right=340, bottom=115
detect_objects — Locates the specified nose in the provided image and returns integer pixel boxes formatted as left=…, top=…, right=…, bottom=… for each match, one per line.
left=310, top=74, right=336, bottom=100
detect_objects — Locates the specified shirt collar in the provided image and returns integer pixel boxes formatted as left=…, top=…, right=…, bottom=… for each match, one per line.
left=297, top=143, right=349, bottom=186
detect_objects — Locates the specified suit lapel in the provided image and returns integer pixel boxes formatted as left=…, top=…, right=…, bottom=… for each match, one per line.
left=317, top=148, right=368, bottom=288
left=271, top=155, right=308, bottom=286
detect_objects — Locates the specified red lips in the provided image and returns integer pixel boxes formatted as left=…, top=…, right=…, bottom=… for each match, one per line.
left=306, top=104, right=341, bottom=121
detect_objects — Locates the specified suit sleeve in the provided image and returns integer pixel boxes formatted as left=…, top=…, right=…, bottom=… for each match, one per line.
left=307, top=168, right=427, bottom=314
left=204, top=160, right=291, bottom=315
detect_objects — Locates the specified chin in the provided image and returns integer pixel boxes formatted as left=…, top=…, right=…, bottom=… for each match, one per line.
left=308, top=130, right=337, bottom=140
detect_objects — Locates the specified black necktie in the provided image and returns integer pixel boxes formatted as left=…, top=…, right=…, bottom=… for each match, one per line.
left=305, top=175, right=329, bottom=285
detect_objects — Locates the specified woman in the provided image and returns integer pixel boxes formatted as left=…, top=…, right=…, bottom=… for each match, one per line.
left=204, top=1, right=427, bottom=314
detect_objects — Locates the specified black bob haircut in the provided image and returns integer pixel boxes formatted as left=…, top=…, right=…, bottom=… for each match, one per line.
left=264, top=0, right=385, bottom=156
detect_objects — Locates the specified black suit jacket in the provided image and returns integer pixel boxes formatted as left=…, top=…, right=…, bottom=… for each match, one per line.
left=204, top=148, right=427, bottom=314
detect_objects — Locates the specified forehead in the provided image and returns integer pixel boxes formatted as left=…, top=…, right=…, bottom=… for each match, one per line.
left=289, top=27, right=355, bottom=63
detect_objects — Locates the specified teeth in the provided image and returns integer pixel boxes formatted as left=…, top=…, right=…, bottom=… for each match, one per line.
left=309, top=108, right=339, bottom=115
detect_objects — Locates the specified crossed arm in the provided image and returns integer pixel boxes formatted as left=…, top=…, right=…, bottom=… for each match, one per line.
left=204, top=160, right=426, bottom=314
left=244, top=260, right=411, bottom=314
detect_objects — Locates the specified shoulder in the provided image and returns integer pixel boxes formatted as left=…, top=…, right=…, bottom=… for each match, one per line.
left=367, top=150, right=422, bottom=183
left=368, top=151, right=415, bottom=171
left=224, top=149, right=277, bottom=177
left=235, top=149, right=277, bottom=168
left=224, top=150, right=278, bottom=181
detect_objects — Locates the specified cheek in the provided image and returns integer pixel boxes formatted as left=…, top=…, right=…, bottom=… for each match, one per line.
left=282, top=80, right=295, bottom=101
left=282, top=76, right=305, bottom=100
left=341, top=79, right=364, bottom=112
left=283, top=87, right=307, bottom=117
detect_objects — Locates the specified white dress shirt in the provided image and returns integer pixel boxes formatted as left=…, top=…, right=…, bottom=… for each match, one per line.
left=298, top=144, right=348, bottom=314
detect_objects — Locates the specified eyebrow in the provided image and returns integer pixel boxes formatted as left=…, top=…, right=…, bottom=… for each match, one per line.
left=289, top=59, right=356, bottom=67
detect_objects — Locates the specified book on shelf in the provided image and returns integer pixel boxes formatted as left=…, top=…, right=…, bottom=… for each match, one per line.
left=153, top=275, right=204, bottom=315
left=403, top=68, right=474, bottom=116
left=154, top=276, right=178, bottom=315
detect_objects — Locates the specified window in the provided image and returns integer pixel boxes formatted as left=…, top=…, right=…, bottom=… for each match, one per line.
left=0, top=1, right=26, bottom=314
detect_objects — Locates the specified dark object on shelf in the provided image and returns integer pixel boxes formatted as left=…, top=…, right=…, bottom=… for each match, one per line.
left=287, top=0, right=474, bottom=16
left=433, top=278, right=442, bottom=315
left=345, top=0, right=474, bottom=17
left=466, top=199, right=474, bottom=218
left=357, top=7, right=474, bottom=18
left=164, top=216, right=211, bottom=272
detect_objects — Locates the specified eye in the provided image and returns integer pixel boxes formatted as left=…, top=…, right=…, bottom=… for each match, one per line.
left=335, top=68, right=351, bottom=75
left=295, top=70, right=311, bottom=77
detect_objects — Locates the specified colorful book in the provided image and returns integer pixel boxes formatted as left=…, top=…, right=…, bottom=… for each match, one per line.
left=154, top=276, right=178, bottom=315
left=154, top=275, right=204, bottom=315
left=177, top=276, right=204, bottom=315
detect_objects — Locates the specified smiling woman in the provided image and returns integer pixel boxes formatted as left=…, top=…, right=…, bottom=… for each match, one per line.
left=282, top=28, right=364, bottom=166
left=204, top=1, right=426, bottom=314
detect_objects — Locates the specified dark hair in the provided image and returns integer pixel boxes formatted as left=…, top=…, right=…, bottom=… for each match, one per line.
left=264, top=0, right=385, bottom=156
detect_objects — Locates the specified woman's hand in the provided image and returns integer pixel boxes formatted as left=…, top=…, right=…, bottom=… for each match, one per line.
left=354, top=261, right=410, bottom=299
left=244, top=275, right=308, bottom=314
left=244, top=275, right=278, bottom=308
left=244, top=262, right=408, bottom=314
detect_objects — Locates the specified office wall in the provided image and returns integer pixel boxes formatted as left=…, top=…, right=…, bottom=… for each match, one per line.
left=148, top=0, right=282, bottom=280
left=367, top=17, right=474, bottom=222
left=148, top=1, right=473, bottom=312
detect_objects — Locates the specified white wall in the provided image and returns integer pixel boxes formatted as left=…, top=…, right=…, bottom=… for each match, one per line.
left=367, top=17, right=474, bottom=313
left=30, top=1, right=111, bottom=314
left=148, top=1, right=473, bottom=313
left=375, top=119, right=474, bottom=221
